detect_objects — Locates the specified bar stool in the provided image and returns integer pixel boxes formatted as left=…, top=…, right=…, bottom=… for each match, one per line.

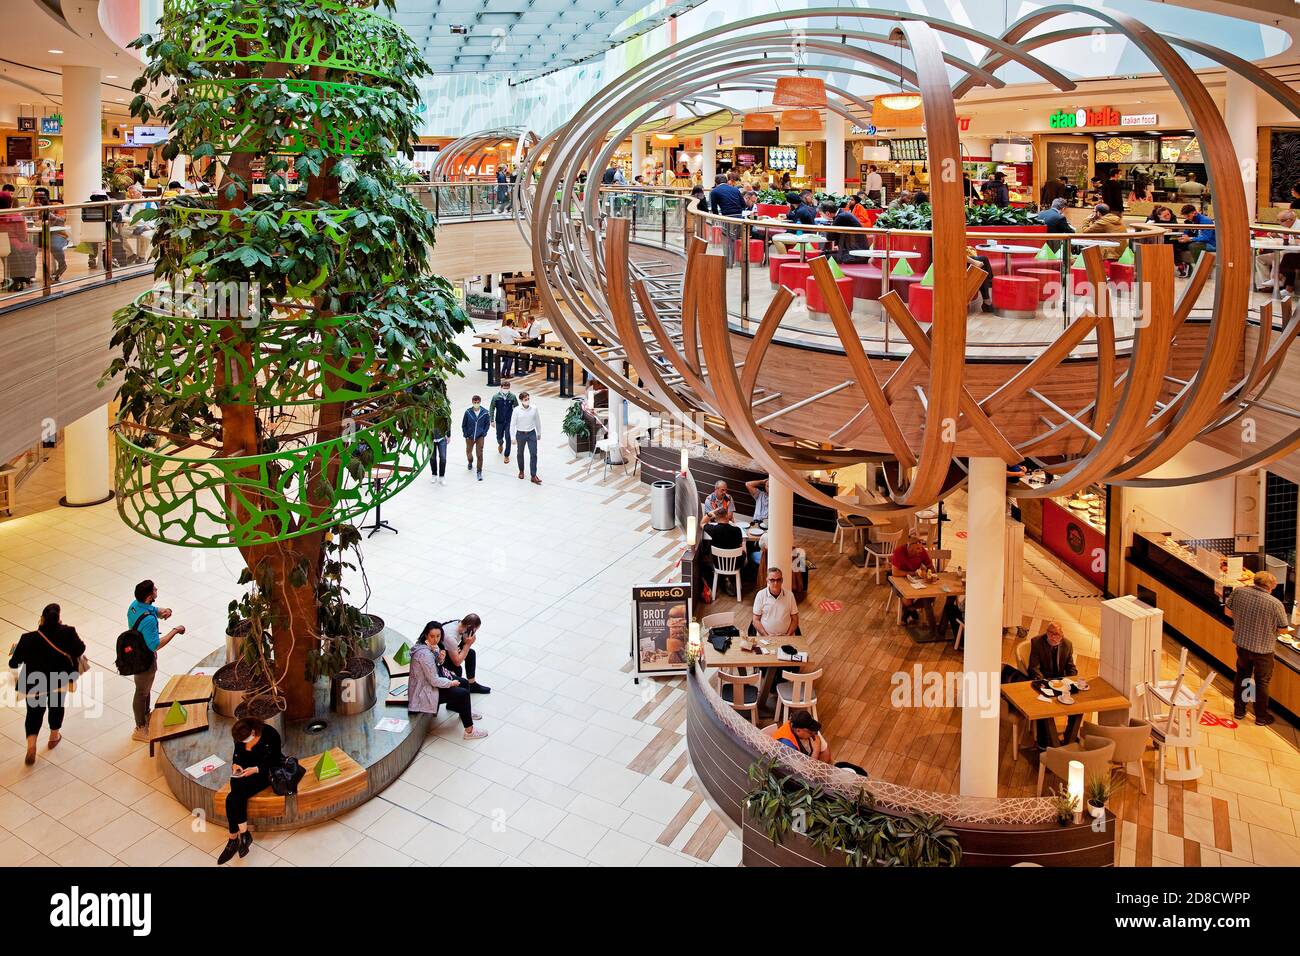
left=1070, top=266, right=1093, bottom=296
left=1016, top=267, right=1062, bottom=303
left=991, top=275, right=1039, bottom=318
left=804, top=274, right=853, bottom=314
left=768, top=252, right=800, bottom=288
left=907, top=284, right=933, bottom=323
left=775, top=668, right=821, bottom=726
left=734, top=238, right=764, bottom=263
left=778, top=261, right=813, bottom=295
left=841, top=263, right=882, bottom=302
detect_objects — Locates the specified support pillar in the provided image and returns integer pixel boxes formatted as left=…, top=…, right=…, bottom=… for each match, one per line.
left=1224, top=71, right=1258, bottom=221
left=767, top=475, right=794, bottom=584
left=606, top=359, right=626, bottom=464
left=824, top=110, right=845, bottom=194
left=169, top=154, right=189, bottom=186
left=960, top=457, right=1006, bottom=798
left=702, top=131, right=717, bottom=187
left=61, top=405, right=113, bottom=507
left=61, top=65, right=102, bottom=244
left=631, top=134, right=646, bottom=183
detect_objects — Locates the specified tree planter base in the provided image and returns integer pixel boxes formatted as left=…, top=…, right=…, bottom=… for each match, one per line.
left=212, top=660, right=266, bottom=718
left=330, top=657, right=377, bottom=715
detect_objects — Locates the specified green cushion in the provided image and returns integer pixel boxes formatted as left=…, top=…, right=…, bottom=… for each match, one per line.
left=1070, top=253, right=1085, bottom=269
left=1034, top=245, right=1054, bottom=260
left=1117, top=245, right=1134, bottom=265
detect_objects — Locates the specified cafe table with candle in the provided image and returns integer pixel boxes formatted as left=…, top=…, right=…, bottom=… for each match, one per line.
left=1000, top=675, right=1130, bottom=762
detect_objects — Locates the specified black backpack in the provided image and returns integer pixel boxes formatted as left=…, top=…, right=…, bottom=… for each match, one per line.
left=116, top=612, right=157, bottom=675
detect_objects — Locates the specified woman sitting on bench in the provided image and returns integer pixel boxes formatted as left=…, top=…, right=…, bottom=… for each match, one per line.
left=219, top=717, right=282, bottom=865
left=409, top=621, right=488, bottom=740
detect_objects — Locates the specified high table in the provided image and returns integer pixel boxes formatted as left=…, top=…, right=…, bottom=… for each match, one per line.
left=1001, top=676, right=1130, bottom=762
left=702, top=633, right=813, bottom=713
left=1251, top=238, right=1290, bottom=301
left=770, top=232, right=826, bottom=263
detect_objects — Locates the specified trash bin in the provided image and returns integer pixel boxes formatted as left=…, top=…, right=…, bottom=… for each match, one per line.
left=650, top=480, right=676, bottom=531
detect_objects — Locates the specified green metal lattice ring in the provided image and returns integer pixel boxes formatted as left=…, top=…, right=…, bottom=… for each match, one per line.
left=163, top=0, right=409, bottom=83
left=113, top=404, right=435, bottom=548
left=124, top=294, right=440, bottom=406
left=180, top=78, right=386, bottom=155
left=170, top=205, right=354, bottom=244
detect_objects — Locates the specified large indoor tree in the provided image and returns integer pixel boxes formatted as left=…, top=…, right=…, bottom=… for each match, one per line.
left=105, top=0, right=467, bottom=718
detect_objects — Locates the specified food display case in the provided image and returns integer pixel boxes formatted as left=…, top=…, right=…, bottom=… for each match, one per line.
left=1040, top=484, right=1107, bottom=589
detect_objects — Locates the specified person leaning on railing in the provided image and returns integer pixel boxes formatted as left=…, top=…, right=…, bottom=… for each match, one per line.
left=0, top=193, right=37, bottom=291
left=30, top=187, right=67, bottom=280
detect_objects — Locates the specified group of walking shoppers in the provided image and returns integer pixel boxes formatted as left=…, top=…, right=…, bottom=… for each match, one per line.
left=430, top=380, right=544, bottom=486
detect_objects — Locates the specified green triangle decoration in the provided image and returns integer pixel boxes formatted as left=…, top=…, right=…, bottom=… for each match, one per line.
left=393, top=642, right=411, bottom=666
left=1117, top=245, right=1135, bottom=265
left=1034, top=244, right=1053, bottom=260
left=1070, top=253, right=1085, bottom=270
left=1046, top=245, right=1062, bottom=260
left=891, top=257, right=914, bottom=277
left=827, top=257, right=846, bottom=280
left=315, top=750, right=341, bottom=781
left=920, top=263, right=935, bottom=287
left=163, top=700, right=188, bottom=726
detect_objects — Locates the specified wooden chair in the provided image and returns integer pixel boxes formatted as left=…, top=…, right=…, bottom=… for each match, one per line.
left=931, top=548, right=952, bottom=572
left=699, top=611, right=736, bottom=632
left=775, top=668, right=822, bottom=725
left=912, top=512, right=938, bottom=546
left=1082, top=719, right=1154, bottom=795
left=1037, top=737, right=1116, bottom=796
left=718, top=670, right=761, bottom=726
left=1014, top=638, right=1032, bottom=674
left=711, top=545, right=745, bottom=603
left=866, top=526, right=905, bottom=585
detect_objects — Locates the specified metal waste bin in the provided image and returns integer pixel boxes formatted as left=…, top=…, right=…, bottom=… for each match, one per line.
left=650, top=480, right=676, bottom=531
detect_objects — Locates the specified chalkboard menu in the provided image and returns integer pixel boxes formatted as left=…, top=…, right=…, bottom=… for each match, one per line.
left=889, top=138, right=928, bottom=161
left=631, top=584, right=690, bottom=677
left=5, top=136, right=33, bottom=162
left=1046, top=140, right=1089, bottom=186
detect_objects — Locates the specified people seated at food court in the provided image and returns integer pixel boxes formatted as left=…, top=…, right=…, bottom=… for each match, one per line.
left=891, top=533, right=934, bottom=626
left=767, top=711, right=832, bottom=764
left=1028, top=621, right=1081, bottom=749
left=703, top=479, right=734, bottom=521
left=751, top=568, right=799, bottom=637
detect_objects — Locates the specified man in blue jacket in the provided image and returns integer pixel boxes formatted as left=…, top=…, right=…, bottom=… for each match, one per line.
left=1180, top=204, right=1217, bottom=253
left=462, top=395, right=491, bottom=481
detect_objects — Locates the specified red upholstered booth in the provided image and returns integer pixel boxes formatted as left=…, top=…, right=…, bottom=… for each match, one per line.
left=1016, top=267, right=1063, bottom=303
left=734, top=238, right=765, bottom=263
left=1070, top=267, right=1093, bottom=296
left=991, top=275, right=1040, bottom=317
left=756, top=203, right=791, bottom=219
left=970, top=225, right=1051, bottom=275
left=778, top=261, right=814, bottom=294
left=872, top=234, right=931, bottom=275
left=805, top=275, right=854, bottom=314
left=841, top=263, right=882, bottom=301
left=1106, top=260, right=1135, bottom=291
left=883, top=273, right=920, bottom=303
left=768, top=253, right=801, bottom=287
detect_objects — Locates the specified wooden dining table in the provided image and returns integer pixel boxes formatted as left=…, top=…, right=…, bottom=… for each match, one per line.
left=888, top=570, right=965, bottom=626
left=702, top=633, right=813, bottom=714
left=1000, top=675, right=1130, bottom=762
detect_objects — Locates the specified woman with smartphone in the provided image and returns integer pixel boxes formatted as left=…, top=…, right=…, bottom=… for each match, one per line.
left=219, top=716, right=283, bottom=864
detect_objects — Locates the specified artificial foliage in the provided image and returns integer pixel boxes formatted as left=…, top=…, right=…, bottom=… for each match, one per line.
left=104, top=0, right=469, bottom=717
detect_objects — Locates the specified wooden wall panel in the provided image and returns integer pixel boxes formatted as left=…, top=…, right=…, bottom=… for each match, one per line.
left=427, top=218, right=534, bottom=279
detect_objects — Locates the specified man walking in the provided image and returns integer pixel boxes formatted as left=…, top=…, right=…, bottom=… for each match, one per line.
left=461, top=395, right=491, bottom=481
left=513, top=390, right=543, bottom=484
left=490, top=378, right=518, bottom=463
left=127, top=580, right=185, bottom=741
left=1225, top=571, right=1287, bottom=726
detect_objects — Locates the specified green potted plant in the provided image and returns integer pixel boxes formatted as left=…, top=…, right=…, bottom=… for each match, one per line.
left=1050, top=785, right=1080, bottom=826
left=465, top=290, right=503, bottom=319
left=562, top=398, right=593, bottom=454
left=1085, top=774, right=1115, bottom=819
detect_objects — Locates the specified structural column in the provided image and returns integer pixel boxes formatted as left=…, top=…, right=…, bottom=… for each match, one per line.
left=702, top=131, right=717, bottom=186
left=61, top=405, right=113, bottom=507
left=1224, top=71, right=1258, bottom=220
left=61, top=65, right=102, bottom=244
left=631, top=134, right=646, bottom=182
left=960, top=457, right=1006, bottom=798
left=605, top=360, right=626, bottom=464
left=766, top=475, right=794, bottom=584
left=824, top=110, right=845, bottom=194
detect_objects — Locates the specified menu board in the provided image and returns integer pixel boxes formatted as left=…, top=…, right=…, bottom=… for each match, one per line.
left=632, top=584, right=691, bottom=677
left=5, top=136, right=33, bottom=162
left=1094, top=136, right=1158, bottom=163
left=889, top=138, right=928, bottom=161
left=1160, top=136, right=1203, bottom=163
left=768, top=145, right=797, bottom=170
left=1046, top=140, right=1090, bottom=186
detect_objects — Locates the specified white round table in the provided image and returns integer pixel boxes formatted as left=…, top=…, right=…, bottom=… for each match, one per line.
left=848, top=249, right=921, bottom=260
left=1252, top=239, right=1292, bottom=299
left=771, top=233, right=826, bottom=263
left=976, top=243, right=1043, bottom=275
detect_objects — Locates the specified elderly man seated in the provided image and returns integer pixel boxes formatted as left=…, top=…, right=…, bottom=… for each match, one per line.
left=890, top=534, right=935, bottom=627
left=703, top=480, right=734, bottom=522
left=1028, top=620, right=1080, bottom=749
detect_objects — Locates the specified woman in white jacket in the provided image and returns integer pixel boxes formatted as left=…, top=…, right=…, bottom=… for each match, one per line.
left=408, top=621, right=487, bottom=739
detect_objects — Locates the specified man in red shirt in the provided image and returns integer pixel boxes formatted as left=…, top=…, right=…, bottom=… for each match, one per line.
left=891, top=536, right=934, bottom=626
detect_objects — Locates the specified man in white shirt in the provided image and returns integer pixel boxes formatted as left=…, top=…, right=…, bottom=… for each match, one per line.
left=512, top=390, right=543, bottom=484
left=496, top=320, right=520, bottom=378
left=752, top=568, right=799, bottom=637
left=864, top=164, right=884, bottom=206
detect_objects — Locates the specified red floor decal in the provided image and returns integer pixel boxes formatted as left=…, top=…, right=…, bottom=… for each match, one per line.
left=818, top=600, right=844, bottom=613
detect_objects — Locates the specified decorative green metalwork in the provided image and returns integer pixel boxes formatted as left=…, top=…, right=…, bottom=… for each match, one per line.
left=164, top=0, right=407, bottom=81
left=170, top=205, right=354, bottom=244
left=114, top=403, right=435, bottom=548
left=179, top=78, right=386, bottom=155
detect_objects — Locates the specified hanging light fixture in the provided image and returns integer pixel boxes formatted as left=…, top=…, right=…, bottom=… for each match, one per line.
left=742, top=113, right=777, bottom=132
left=772, top=75, right=827, bottom=107
left=876, top=92, right=923, bottom=112
left=780, top=109, right=822, bottom=131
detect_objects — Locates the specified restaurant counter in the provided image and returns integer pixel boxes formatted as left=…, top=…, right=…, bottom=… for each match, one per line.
left=1125, top=531, right=1300, bottom=722
left=1020, top=486, right=1107, bottom=591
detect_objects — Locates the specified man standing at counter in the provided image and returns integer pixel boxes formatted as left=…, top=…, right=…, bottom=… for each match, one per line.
left=1224, top=571, right=1287, bottom=726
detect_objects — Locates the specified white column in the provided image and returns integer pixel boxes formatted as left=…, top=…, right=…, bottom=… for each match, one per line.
left=960, top=457, right=1007, bottom=798
left=169, top=154, right=189, bottom=185
left=702, top=132, right=717, bottom=187
left=825, top=110, right=845, bottom=194
left=62, top=405, right=112, bottom=507
left=1224, top=71, right=1258, bottom=221
left=631, top=134, right=646, bottom=182
left=605, top=359, right=625, bottom=464
left=767, top=475, right=794, bottom=584
left=62, top=65, right=102, bottom=244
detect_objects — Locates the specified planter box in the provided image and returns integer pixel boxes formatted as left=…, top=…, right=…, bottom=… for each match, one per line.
left=567, top=430, right=594, bottom=455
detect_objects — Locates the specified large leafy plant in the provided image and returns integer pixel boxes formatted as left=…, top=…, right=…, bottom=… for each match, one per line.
left=873, top=202, right=934, bottom=231
left=966, top=203, right=1039, bottom=226
left=104, top=0, right=469, bottom=718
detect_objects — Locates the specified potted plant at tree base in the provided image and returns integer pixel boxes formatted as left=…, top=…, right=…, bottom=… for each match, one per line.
left=562, top=398, right=593, bottom=454
left=1085, top=775, right=1115, bottom=820
left=215, top=578, right=276, bottom=717
left=315, top=525, right=379, bottom=716
left=213, top=659, right=266, bottom=718
left=233, top=691, right=286, bottom=737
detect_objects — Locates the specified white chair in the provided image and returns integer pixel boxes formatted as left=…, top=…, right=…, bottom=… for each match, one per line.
left=952, top=618, right=965, bottom=651
left=1143, top=666, right=1215, bottom=783
left=912, top=512, right=938, bottom=546
left=717, top=670, right=761, bottom=726
left=865, top=526, right=905, bottom=585
left=711, top=545, right=745, bottom=602
left=775, top=668, right=822, bottom=726
left=1152, top=645, right=1189, bottom=697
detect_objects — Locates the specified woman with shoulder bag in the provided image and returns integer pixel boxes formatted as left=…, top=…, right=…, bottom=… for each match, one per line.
left=8, top=603, right=86, bottom=765
left=219, top=716, right=283, bottom=864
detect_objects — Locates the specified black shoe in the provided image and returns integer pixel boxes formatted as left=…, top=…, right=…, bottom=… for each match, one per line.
left=238, top=831, right=252, bottom=858
left=467, top=461, right=473, bottom=470
left=218, top=838, right=240, bottom=865
left=469, top=681, right=491, bottom=694
left=1233, top=711, right=1246, bottom=721
left=1256, top=715, right=1277, bottom=727
left=981, top=300, right=994, bottom=313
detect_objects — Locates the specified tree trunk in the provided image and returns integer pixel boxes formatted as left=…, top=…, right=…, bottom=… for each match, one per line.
left=262, top=543, right=320, bottom=719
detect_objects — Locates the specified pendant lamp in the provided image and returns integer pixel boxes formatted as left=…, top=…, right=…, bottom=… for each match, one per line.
left=772, top=75, right=827, bottom=107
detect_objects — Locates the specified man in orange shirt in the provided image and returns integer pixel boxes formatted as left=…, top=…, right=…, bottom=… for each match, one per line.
left=891, top=535, right=934, bottom=626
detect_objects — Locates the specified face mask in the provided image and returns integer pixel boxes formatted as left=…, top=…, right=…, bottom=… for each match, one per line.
left=242, top=735, right=256, bottom=745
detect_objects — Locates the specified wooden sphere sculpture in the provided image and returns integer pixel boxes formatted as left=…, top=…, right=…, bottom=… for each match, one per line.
left=527, top=6, right=1300, bottom=517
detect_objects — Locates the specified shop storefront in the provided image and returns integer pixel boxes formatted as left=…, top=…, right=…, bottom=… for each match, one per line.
left=1020, top=484, right=1109, bottom=592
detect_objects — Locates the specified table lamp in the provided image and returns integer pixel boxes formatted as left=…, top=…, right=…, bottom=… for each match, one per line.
left=686, top=515, right=697, bottom=544
left=680, top=447, right=689, bottom=474
left=1068, top=759, right=1084, bottom=824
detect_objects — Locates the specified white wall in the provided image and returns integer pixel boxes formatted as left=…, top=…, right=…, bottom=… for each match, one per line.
left=1123, top=441, right=1240, bottom=541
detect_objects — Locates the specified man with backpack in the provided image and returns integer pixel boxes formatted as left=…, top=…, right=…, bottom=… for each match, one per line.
left=124, top=579, right=185, bottom=741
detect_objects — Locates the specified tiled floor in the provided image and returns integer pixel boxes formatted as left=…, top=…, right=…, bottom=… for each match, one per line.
left=0, top=321, right=735, bottom=867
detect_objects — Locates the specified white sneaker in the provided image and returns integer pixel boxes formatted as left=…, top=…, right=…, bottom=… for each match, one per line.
left=463, top=728, right=489, bottom=740
left=440, top=476, right=447, bottom=486
left=471, top=712, right=483, bottom=721
left=131, top=726, right=150, bottom=742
